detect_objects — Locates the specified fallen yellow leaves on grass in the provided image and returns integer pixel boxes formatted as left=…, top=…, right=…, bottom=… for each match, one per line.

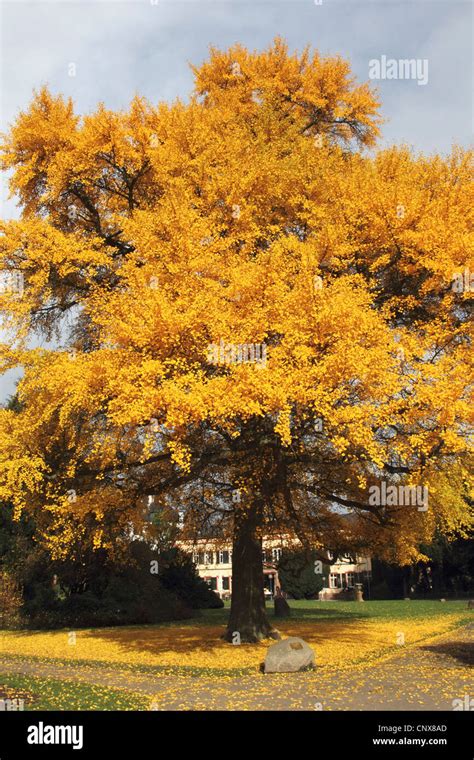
left=0, top=613, right=467, bottom=674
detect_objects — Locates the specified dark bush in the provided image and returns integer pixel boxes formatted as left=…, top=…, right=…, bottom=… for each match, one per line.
left=158, top=548, right=224, bottom=609
left=18, top=540, right=193, bottom=628
left=278, top=549, right=329, bottom=599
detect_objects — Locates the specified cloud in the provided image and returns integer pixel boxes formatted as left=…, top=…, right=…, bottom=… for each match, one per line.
left=2, top=0, right=471, bottom=152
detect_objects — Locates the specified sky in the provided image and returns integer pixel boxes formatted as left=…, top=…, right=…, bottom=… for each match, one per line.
left=0, top=0, right=472, bottom=398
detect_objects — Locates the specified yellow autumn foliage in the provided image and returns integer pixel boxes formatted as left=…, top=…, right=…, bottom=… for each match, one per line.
left=0, top=38, right=471, bottom=565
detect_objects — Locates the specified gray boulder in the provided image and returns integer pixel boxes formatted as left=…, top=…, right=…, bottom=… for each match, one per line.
left=264, top=636, right=315, bottom=674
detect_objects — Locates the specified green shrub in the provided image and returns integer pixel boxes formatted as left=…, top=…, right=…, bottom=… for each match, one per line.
left=158, top=548, right=224, bottom=609
left=278, top=550, right=329, bottom=599
left=21, top=541, right=193, bottom=628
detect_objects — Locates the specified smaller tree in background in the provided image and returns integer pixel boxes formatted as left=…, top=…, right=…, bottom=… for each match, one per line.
left=158, top=547, right=224, bottom=609
left=371, top=531, right=474, bottom=599
left=0, top=571, right=22, bottom=626
left=278, top=549, right=329, bottom=599
left=419, top=533, right=474, bottom=595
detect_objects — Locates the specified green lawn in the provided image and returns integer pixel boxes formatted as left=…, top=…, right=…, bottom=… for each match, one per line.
left=0, top=671, right=148, bottom=711
left=188, top=598, right=472, bottom=627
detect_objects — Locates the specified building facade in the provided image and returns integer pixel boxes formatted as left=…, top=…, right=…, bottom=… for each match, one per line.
left=319, top=554, right=372, bottom=600
left=183, top=537, right=371, bottom=600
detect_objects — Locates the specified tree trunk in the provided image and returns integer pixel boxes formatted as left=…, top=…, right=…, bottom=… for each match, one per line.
left=224, top=499, right=278, bottom=642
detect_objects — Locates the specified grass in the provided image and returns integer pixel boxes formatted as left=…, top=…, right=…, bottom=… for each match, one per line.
left=0, top=599, right=470, bottom=677
left=226, top=599, right=470, bottom=621
left=101, top=598, right=470, bottom=629
left=0, top=652, right=254, bottom=679
left=189, top=598, right=472, bottom=626
left=0, top=600, right=471, bottom=710
left=0, top=671, right=148, bottom=711
left=266, top=598, right=472, bottom=621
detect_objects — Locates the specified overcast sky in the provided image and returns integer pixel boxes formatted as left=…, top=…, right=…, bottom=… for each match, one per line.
left=0, top=0, right=472, bottom=399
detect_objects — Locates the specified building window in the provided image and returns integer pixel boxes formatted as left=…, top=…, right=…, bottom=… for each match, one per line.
left=262, top=550, right=267, bottom=563
left=222, top=577, right=230, bottom=591
left=218, top=550, right=230, bottom=565
left=204, top=551, right=214, bottom=565
left=197, top=551, right=204, bottom=565
left=329, top=573, right=340, bottom=589
left=205, top=577, right=217, bottom=591
left=272, top=548, right=282, bottom=562
left=346, top=572, right=354, bottom=588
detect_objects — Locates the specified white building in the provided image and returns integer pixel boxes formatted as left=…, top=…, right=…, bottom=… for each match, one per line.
left=320, top=554, right=372, bottom=600
left=181, top=537, right=371, bottom=600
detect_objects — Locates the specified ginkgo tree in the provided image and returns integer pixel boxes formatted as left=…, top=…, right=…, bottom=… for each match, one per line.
left=0, top=39, right=472, bottom=641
